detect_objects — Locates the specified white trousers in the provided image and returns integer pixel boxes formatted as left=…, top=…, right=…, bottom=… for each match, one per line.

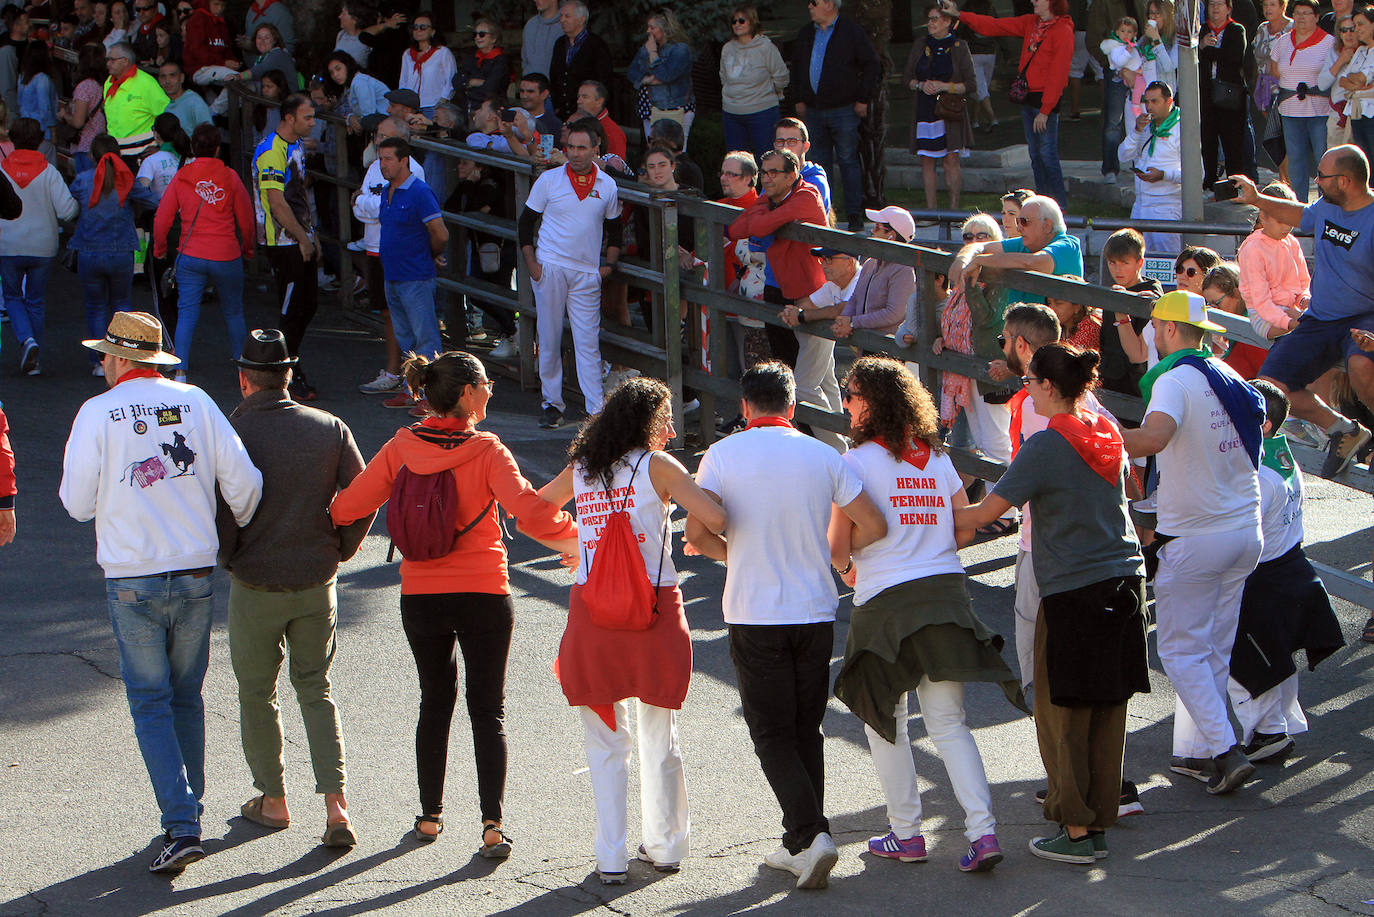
left=1227, top=672, right=1308, bottom=743
left=1013, top=548, right=1040, bottom=692
left=1155, top=528, right=1262, bottom=758
left=536, top=264, right=605, bottom=415
left=795, top=330, right=846, bottom=453
left=864, top=679, right=996, bottom=843
left=1132, top=192, right=1183, bottom=256
left=580, top=702, right=690, bottom=873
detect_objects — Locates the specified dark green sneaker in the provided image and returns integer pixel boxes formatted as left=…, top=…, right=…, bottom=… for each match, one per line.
left=1028, top=829, right=1095, bottom=865
left=1089, top=831, right=1108, bottom=860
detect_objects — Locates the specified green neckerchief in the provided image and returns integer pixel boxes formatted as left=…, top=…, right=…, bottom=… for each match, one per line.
left=1140, top=36, right=1159, bottom=61
left=1146, top=106, right=1180, bottom=154
left=1261, top=433, right=1298, bottom=485
left=1138, top=346, right=1211, bottom=404
left=159, top=142, right=175, bottom=154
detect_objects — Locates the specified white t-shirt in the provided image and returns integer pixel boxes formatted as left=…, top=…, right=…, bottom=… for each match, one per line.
left=808, top=266, right=861, bottom=309
left=525, top=162, right=622, bottom=273
left=138, top=151, right=179, bottom=202
left=1258, top=461, right=1303, bottom=563
left=844, top=441, right=964, bottom=606
left=1146, top=362, right=1261, bottom=535
left=695, top=424, right=863, bottom=625
left=572, top=449, right=677, bottom=587
left=1012, top=389, right=1113, bottom=552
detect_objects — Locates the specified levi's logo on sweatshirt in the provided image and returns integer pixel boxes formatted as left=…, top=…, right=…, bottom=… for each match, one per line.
left=1322, top=220, right=1360, bottom=250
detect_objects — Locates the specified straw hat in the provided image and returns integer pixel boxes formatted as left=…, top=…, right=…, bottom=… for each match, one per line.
left=81, top=311, right=181, bottom=365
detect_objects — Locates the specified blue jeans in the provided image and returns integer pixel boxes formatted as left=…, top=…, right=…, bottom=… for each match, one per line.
left=1282, top=114, right=1329, bottom=203
left=79, top=250, right=134, bottom=362
left=385, top=277, right=442, bottom=362
left=174, top=255, right=246, bottom=374
left=106, top=571, right=214, bottom=839
left=1, top=254, right=53, bottom=349
left=724, top=106, right=781, bottom=161
left=1101, top=78, right=1128, bottom=176
left=1021, top=105, right=1067, bottom=207
left=803, top=105, right=862, bottom=223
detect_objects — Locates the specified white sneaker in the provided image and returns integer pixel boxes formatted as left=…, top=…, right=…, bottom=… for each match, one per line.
left=359, top=370, right=402, bottom=394
left=764, top=845, right=802, bottom=877
left=795, top=833, right=838, bottom=889
left=346, top=239, right=367, bottom=252
left=489, top=338, right=519, bottom=361
left=1101, top=171, right=1118, bottom=184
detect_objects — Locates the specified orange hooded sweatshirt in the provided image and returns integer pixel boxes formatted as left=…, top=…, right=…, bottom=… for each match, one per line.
left=330, top=417, right=576, bottom=595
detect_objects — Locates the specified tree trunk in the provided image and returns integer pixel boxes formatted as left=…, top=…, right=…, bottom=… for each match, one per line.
left=855, top=0, right=891, bottom=211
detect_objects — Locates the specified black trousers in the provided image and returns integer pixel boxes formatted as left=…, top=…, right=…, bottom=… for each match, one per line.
left=729, top=621, right=833, bottom=854
left=1200, top=102, right=1257, bottom=190
left=400, top=592, right=514, bottom=823
left=265, top=244, right=319, bottom=368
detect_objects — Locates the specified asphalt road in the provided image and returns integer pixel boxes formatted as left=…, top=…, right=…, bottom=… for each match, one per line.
left=2, top=273, right=1374, bottom=916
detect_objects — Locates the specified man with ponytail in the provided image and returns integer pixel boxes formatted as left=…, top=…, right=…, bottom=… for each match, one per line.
left=1122, top=290, right=1264, bottom=796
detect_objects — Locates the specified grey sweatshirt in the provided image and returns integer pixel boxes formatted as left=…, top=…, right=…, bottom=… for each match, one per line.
left=719, top=34, right=789, bottom=114
left=0, top=161, right=78, bottom=258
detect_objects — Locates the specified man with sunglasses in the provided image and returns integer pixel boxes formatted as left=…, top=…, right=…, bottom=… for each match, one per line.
left=131, top=0, right=167, bottom=67
left=947, top=195, right=1083, bottom=307
left=1118, top=80, right=1182, bottom=254
left=1233, top=147, right=1374, bottom=477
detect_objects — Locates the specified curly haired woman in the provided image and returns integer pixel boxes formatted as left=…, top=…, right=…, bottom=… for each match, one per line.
left=830, top=356, right=1025, bottom=874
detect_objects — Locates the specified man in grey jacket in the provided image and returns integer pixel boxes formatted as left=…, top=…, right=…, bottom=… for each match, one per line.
left=217, top=329, right=374, bottom=848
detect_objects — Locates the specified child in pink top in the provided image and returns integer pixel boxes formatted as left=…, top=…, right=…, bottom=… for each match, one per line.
left=1237, top=182, right=1311, bottom=337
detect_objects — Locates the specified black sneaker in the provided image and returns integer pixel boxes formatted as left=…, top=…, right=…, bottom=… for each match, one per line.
left=538, top=406, right=563, bottom=429
left=1207, top=745, right=1256, bottom=795
left=1118, top=779, right=1144, bottom=817
left=1320, top=422, right=1371, bottom=478
left=1033, top=787, right=1047, bottom=805
left=1169, top=756, right=1212, bottom=783
left=149, top=834, right=205, bottom=873
left=289, top=378, right=318, bottom=402
left=1243, top=731, right=1294, bottom=762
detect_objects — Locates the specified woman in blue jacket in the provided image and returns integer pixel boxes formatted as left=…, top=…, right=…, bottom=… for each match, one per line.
left=70, top=134, right=158, bottom=376
left=627, top=9, right=694, bottom=144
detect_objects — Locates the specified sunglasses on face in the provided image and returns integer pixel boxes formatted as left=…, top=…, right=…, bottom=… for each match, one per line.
left=474, top=29, right=491, bottom=36
left=732, top=17, right=748, bottom=23
left=1022, top=375, right=1043, bottom=385
left=1204, top=295, right=1226, bottom=307
left=841, top=386, right=860, bottom=401
left=1341, top=25, right=1356, bottom=31
left=1176, top=265, right=1199, bottom=276
left=963, top=231, right=993, bottom=242
left=1016, top=216, right=1035, bottom=227
left=997, top=333, right=1012, bottom=348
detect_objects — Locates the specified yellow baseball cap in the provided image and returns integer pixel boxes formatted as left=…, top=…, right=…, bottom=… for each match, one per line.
left=1151, top=290, right=1226, bottom=333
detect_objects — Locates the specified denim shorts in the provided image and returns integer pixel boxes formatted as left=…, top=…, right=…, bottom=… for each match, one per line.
left=1258, top=312, right=1374, bottom=391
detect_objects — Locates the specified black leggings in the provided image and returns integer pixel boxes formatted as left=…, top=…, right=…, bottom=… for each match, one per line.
left=400, top=592, right=514, bottom=823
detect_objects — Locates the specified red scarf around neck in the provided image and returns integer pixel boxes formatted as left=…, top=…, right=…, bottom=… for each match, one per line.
left=90, top=152, right=134, bottom=207
left=1289, top=25, right=1327, bottom=63
left=566, top=163, right=597, bottom=200
left=114, top=366, right=165, bottom=385
left=105, top=65, right=136, bottom=99
left=1047, top=409, right=1125, bottom=484
left=249, top=0, right=281, bottom=16
left=138, top=12, right=164, bottom=35
left=2, top=149, right=47, bottom=188
left=872, top=436, right=932, bottom=470
left=474, top=46, right=503, bottom=62
left=408, top=45, right=438, bottom=75
left=744, top=415, right=793, bottom=430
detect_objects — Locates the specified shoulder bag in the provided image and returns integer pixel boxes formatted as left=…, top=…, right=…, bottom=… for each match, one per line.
left=160, top=195, right=204, bottom=301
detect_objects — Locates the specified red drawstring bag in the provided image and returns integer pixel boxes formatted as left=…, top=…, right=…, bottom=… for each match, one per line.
left=581, top=452, right=667, bottom=631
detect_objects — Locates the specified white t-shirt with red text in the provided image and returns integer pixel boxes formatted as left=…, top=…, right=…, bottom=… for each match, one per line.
left=572, top=449, right=677, bottom=587
left=843, top=440, right=964, bottom=606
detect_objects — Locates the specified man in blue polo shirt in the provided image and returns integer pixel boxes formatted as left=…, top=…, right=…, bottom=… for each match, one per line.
left=377, top=136, right=449, bottom=414
left=1234, top=148, right=1374, bottom=477
left=946, top=195, right=1083, bottom=305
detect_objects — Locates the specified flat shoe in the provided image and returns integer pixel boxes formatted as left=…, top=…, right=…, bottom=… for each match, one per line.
left=322, top=820, right=357, bottom=848
left=414, top=814, right=443, bottom=843
left=240, top=795, right=290, bottom=829
left=480, top=824, right=513, bottom=859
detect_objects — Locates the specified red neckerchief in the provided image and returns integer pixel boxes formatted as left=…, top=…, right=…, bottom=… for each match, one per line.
left=113, top=366, right=165, bottom=385
left=474, top=46, right=503, bottom=62
left=249, top=0, right=280, bottom=16
left=1, top=149, right=47, bottom=188
left=872, top=436, right=932, bottom=470
left=1008, top=389, right=1030, bottom=460
left=1027, top=14, right=1070, bottom=54
left=90, top=152, right=134, bottom=207
left=408, top=45, right=438, bottom=75
left=720, top=189, right=758, bottom=207
left=1047, top=409, right=1125, bottom=484
left=105, top=65, right=136, bottom=99
left=566, top=163, right=597, bottom=200
left=1289, top=26, right=1327, bottom=63
left=1206, top=16, right=1232, bottom=44
left=138, top=11, right=164, bottom=35
left=744, top=416, right=793, bottom=430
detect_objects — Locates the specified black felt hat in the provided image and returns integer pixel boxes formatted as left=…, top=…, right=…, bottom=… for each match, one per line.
left=235, top=329, right=298, bottom=369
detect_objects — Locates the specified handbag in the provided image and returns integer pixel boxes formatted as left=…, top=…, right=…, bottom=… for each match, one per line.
left=1009, top=31, right=1047, bottom=108
left=1210, top=78, right=1246, bottom=111
left=936, top=91, right=966, bottom=120
left=160, top=197, right=205, bottom=301
left=478, top=241, right=501, bottom=273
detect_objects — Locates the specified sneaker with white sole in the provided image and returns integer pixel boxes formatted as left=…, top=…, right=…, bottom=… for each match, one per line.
left=1321, top=421, right=1372, bottom=478
left=636, top=843, right=680, bottom=873
left=19, top=338, right=38, bottom=375
left=763, top=844, right=801, bottom=877
left=1117, top=779, right=1144, bottom=817
left=1028, top=829, right=1094, bottom=865
left=597, top=868, right=627, bottom=885
left=1243, top=731, right=1294, bottom=762
left=489, top=337, right=519, bottom=361
left=359, top=369, right=402, bottom=394
left=867, top=831, right=927, bottom=863
left=1207, top=744, right=1255, bottom=795
left=1169, top=756, right=1212, bottom=783
left=149, top=834, right=205, bottom=873
left=794, top=831, right=839, bottom=889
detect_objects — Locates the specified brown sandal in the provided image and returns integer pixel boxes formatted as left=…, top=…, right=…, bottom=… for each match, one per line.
left=240, top=795, right=289, bottom=830
left=322, top=820, right=357, bottom=848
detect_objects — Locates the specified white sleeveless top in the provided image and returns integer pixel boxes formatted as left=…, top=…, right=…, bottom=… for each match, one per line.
left=572, top=449, right=677, bottom=587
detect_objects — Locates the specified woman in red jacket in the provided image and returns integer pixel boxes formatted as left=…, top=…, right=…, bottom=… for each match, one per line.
left=181, top=0, right=239, bottom=83
left=152, top=122, right=254, bottom=381
left=943, top=0, right=1073, bottom=207
left=331, top=350, right=579, bottom=857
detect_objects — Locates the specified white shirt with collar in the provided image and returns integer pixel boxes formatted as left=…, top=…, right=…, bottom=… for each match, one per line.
left=1118, top=107, right=1182, bottom=200
left=807, top=260, right=863, bottom=311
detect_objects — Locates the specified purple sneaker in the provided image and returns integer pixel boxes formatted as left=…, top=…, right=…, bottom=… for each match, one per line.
left=867, top=831, right=928, bottom=863
left=959, top=834, right=1003, bottom=872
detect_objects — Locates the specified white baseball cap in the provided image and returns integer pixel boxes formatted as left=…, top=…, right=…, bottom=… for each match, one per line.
left=865, top=206, right=916, bottom=243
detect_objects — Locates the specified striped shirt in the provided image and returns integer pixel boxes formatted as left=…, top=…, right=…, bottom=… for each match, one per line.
left=252, top=130, right=310, bottom=247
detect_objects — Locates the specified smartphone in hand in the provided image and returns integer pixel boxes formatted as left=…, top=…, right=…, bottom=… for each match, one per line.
left=1214, top=178, right=1240, bottom=202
